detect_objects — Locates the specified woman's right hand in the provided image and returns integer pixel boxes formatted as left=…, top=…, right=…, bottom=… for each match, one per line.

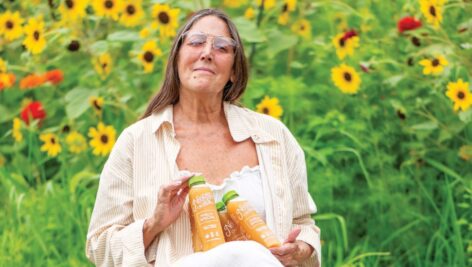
left=143, top=175, right=193, bottom=248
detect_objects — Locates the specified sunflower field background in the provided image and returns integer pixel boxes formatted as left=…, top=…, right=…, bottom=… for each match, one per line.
left=0, top=0, right=471, bottom=266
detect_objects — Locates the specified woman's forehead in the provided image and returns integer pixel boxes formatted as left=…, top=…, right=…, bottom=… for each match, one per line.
left=188, top=16, right=231, bottom=37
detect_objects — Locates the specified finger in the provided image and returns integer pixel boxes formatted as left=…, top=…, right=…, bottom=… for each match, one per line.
left=284, top=227, right=301, bottom=243
left=270, top=244, right=297, bottom=256
left=176, top=174, right=194, bottom=184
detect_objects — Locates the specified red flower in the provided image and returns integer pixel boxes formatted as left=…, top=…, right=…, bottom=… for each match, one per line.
left=20, top=101, right=46, bottom=125
left=341, top=30, right=358, bottom=42
left=20, top=74, right=45, bottom=90
left=398, top=16, right=422, bottom=33
left=44, top=69, right=64, bottom=85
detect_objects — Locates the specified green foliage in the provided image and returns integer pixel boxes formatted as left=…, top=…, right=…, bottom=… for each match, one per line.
left=1, top=0, right=471, bottom=266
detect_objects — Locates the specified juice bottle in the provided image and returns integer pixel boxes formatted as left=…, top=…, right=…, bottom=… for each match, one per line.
left=223, top=190, right=281, bottom=248
left=188, top=175, right=225, bottom=251
left=189, top=202, right=203, bottom=252
left=216, top=201, right=248, bottom=242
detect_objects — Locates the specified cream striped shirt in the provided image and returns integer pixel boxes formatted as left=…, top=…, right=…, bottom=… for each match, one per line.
left=86, top=102, right=321, bottom=267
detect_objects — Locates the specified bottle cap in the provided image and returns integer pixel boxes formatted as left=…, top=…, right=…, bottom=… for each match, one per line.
left=188, top=175, right=206, bottom=187
left=222, top=190, right=239, bottom=205
left=216, top=201, right=226, bottom=212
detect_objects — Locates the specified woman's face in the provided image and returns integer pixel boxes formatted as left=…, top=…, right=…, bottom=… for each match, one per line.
left=177, top=16, right=235, bottom=97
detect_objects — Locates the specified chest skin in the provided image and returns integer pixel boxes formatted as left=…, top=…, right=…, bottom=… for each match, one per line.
left=174, top=124, right=259, bottom=185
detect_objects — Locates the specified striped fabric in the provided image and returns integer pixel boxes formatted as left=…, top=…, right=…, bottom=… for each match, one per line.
left=86, top=102, right=321, bottom=267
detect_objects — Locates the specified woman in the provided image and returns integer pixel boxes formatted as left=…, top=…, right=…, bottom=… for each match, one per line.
left=86, top=9, right=320, bottom=267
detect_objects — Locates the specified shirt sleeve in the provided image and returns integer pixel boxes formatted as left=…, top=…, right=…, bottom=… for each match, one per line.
left=285, top=128, right=322, bottom=267
left=85, top=128, right=157, bottom=266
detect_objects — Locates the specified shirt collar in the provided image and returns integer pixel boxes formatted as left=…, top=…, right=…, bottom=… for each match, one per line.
left=150, top=101, right=277, bottom=144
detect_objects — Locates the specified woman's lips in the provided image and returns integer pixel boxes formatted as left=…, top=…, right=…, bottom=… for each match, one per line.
left=193, top=67, right=215, bottom=74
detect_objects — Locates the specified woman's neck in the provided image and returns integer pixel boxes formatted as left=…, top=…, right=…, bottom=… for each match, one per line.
left=173, top=92, right=226, bottom=126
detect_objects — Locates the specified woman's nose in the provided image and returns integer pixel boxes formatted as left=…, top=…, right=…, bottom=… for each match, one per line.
left=200, top=40, right=213, bottom=61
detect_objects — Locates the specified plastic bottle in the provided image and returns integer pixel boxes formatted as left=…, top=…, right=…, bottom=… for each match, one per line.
left=216, top=201, right=248, bottom=242
left=223, top=190, right=281, bottom=248
left=188, top=175, right=225, bottom=251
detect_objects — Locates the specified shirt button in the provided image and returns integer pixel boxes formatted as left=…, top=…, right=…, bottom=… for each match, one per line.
left=253, top=135, right=259, bottom=140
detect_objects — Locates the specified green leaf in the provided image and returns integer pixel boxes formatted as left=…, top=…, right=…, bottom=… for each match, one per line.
left=0, top=104, right=11, bottom=123
left=69, top=171, right=99, bottom=194
left=233, top=17, right=266, bottom=43
left=65, top=87, right=98, bottom=120
left=410, top=121, right=438, bottom=131
left=265, top=29, right=297, bottom=58
left=89, top=40, right=109, bottom=55
left=458, top=109, right=472, bottom=123
left=107, top=31, right=140, bottom=42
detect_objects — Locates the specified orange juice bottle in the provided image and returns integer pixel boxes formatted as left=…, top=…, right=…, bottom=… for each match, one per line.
left=188, top=175, right=225, bottom=251
left=223, top=190, right=281, bottom=248
left=216, top=201, right=248, bottom=242
left=188, top=202, right=203, bottom=252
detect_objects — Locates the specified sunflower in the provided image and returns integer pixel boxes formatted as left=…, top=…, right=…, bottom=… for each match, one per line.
left=66, top=131, right=87, bottom=154
left=446, top=79, right=471, bottom=112
left=420, top=0, right=445, bottom=28
left=40, top=133, right=62, bottom=157
left=12, top=118, right=23, bottom=143
left=139, top=40, right=162, bottom=73
left=0, top=11, right=24, bottom=41
left=88, top=122, right=116, bottom=156
left=256, top=0, right=276, bottom=9
left=120, top=0, right=144, bottom=27
left=151, top=4, right=180, bottom=38
left=139, top=27, right=150, bottom=38
left=244, top=7, right=255, bottom=20
left=331, top=64, right=361, bottom=94
left=419, top=55, right=448, bottom=75
left=92, top=0, right=123, bottom=20
left=89, top=96, right=104, bottom=113
left=224, top=0, right=247, bottom=8
left=332, top=32, right=360, bottom=60
left=93, top=53, right=112, bottom=79
left=278, top=0, right=297, bottom=25
left=256, top=96, right=283, bottom=120
left=58, top=0, right=89, bottom=21
left=291, top=19, right=311, bottom=39
left=23, top=17, right=47, bottom=55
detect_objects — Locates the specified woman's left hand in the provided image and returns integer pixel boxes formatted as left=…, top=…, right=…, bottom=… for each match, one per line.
left=269, top=227, right=314, bottom=266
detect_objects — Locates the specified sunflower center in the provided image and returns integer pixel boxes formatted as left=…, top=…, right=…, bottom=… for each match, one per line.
left=51, top=137, right=56, bottom=144
left=457, top=91, right=465, bottom=99
left=65, top=0, right=74, bottom=8
left=158, top=11, right=170, bottom=24
left=432, top=58, right=440, bottom=67
left=104, top=0, right=114, bottom=9
left=6, top=20, right=14, bottom=29
left=102, top=63, right=107, bottom=69
left=33, top=31, right=40, bottom=40
left=429, top=6, right=436, bottom=17
left=93, top=100, right=102, bottom=110
left=282, top=4, right=288, bottom=12
left=262, top=107, right=269, bottom=114
left=126, top=4, right=136, bottom=15
left=144, top=51, right=154, bottom=63
left=339, top=38, right=345, bottom=47
left=101, top=134, right=108, bottom=144
left=344, top=72, right=352, bottom=82
left=300, top=24, right=305, bottom=31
